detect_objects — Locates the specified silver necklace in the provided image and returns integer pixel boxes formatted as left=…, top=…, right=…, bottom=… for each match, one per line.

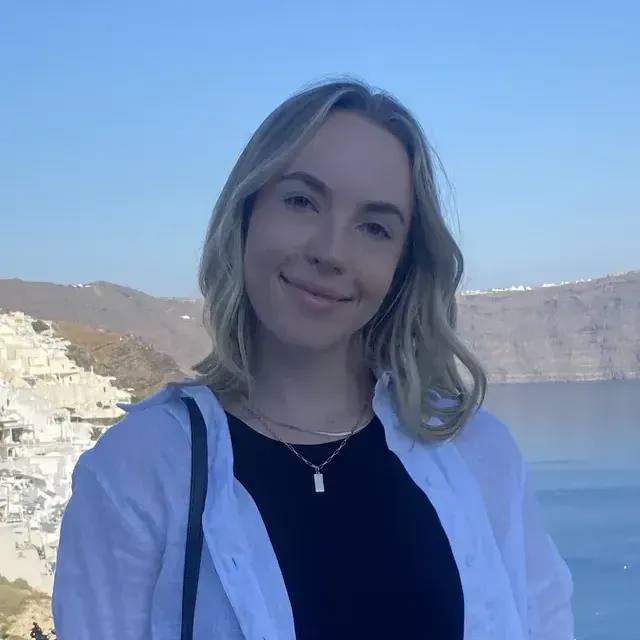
left=242, top=402, right=369, bottom=438
left=241, top=400, right=369, bottom=493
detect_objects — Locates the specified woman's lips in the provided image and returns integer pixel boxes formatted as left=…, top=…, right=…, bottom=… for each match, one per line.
left=280, top=274, right=352, bottom=302
left=279, top=274, right=353, bottom=312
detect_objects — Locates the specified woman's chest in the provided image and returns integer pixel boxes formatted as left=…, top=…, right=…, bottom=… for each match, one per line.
left=231, top=423, right=465, bottom=639
left=153, top=419, right=527, bottom=640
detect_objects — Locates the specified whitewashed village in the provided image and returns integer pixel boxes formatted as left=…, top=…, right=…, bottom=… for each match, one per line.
left=0, top=310, right=131, bottom=596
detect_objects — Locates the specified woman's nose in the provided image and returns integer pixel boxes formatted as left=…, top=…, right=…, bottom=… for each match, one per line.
left=303, top=215, right=349, bottom=275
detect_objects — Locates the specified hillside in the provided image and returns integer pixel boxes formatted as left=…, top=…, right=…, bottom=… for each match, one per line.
left=0, top=280, right=207, bottom=372
left=0, top=576, right=52, bottom=640
left=52, top=320, right=185, bottom=399
left=0, top=271, right=639, bottom=386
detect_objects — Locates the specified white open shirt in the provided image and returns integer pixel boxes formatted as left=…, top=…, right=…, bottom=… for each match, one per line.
left=53, top=380, right=574, bottom=639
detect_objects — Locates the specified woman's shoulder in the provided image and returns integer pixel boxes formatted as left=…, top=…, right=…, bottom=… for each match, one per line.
left=82, top=386, right=187, bottom=467
left=456, top=406, right=524, bottom=464
left=75, top=383, right=221, bottom=504
left=454, top=406, right=527, bottom=502
left=418, top=386, right=525, bottom=480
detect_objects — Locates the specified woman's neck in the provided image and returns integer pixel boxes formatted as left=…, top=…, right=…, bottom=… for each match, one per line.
left=246, top=334, right=373, bottom=434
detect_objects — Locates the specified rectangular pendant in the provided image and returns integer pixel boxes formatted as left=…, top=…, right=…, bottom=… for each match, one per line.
left=313, top=472, right=325, bottom=493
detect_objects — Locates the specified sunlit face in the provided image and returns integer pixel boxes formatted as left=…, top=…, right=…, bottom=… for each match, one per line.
left=243, top=110, right=413, bottom=351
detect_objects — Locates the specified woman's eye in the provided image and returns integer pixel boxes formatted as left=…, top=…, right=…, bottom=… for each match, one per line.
left=284, top=195, right=316, bottom=211
left=363, top=222, right=391, bottom=239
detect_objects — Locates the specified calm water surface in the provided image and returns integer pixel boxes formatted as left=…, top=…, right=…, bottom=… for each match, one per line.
left=485, top=380, right=640, bottom=640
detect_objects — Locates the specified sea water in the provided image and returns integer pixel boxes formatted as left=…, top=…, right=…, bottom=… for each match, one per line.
left=486, top=380, right=640, bottom=640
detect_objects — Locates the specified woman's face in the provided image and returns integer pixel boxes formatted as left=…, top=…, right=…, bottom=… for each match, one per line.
left=244, top=110, right=412, bottom=351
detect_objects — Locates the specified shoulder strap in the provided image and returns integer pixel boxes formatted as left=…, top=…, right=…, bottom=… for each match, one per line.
left=180, top=397, right=209, bottom=640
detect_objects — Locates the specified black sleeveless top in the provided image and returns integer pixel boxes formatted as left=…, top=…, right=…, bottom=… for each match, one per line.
left=227, top=413, right=464, bottom=640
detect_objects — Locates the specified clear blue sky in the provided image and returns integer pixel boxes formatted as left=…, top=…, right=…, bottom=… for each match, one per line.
left=1, top=1, right=638, bottom=297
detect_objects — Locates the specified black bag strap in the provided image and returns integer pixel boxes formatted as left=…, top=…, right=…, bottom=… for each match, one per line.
left=180, top=397, right=209, bottom=640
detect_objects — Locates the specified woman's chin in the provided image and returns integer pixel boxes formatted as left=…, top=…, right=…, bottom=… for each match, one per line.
left=270, top=324, right=351, bottom=353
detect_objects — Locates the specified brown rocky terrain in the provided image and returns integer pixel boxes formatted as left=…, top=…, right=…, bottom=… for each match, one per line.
left=0, top=270, right=638, bottom=389
left=0, top=576, right=52, bottom=640
left=52, top=320, right=185, bottom=400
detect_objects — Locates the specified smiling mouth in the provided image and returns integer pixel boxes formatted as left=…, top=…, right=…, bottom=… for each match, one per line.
left=279, top=274, right=353, bottom=303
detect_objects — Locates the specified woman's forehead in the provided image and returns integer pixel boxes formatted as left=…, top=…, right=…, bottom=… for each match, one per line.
left=284, top=111, right=413, bottom=212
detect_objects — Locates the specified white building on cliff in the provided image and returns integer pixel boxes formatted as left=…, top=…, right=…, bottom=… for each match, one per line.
left=0, top=310, right=132, bottom=593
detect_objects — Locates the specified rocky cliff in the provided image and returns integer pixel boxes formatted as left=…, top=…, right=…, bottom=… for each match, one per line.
left=457, top=270, right=640, bottom=382
left=0, top=271, right=638, bottom=392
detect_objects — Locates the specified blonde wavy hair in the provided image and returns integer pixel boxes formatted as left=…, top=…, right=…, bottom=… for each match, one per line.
left=190, top=78, right=486, bottom=441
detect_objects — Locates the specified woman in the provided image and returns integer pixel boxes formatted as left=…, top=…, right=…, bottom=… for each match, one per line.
left=53, top=79, right=573, bottom=639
